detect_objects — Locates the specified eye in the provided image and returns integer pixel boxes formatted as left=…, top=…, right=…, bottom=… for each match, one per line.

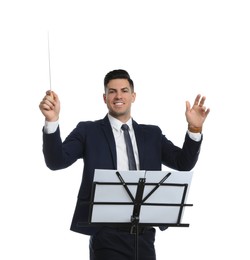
left=108, top=89, right=115, bottom=94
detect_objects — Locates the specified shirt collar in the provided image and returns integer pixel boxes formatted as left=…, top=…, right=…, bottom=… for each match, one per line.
left=108, top=114, right=133, bottom=132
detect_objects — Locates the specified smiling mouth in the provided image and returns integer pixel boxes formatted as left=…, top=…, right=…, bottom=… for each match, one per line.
left=114, top=101, right=124, bottom=106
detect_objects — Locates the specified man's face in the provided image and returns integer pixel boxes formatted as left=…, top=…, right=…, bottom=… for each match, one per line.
left=103, top=78, right=136, bottom=122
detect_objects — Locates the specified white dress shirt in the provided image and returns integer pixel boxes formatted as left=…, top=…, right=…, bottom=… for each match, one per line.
left=108, top=114, right=140, bottom=170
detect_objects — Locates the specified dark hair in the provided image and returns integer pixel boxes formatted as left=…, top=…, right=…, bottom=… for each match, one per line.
left=104, top=69, right=134, bottom=92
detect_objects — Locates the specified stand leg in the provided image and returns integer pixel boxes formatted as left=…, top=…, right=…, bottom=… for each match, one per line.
left=134, top=224, right=139, bottom=260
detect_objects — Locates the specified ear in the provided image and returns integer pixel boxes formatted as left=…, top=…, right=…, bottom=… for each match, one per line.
left=132, top=92, right=136, bottom=103
left=103, top=93, right=107, bottom=104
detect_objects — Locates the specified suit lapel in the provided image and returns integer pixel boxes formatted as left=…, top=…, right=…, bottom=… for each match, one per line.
left=132, top=120, right=145, bottom=170
left=101, top=115, right=117, bottom=169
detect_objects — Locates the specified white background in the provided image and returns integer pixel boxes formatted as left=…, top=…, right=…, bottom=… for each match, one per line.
left=1, top=0, right=250, bottom=259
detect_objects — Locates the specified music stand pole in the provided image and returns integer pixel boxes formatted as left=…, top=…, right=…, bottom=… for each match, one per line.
left=130, top=177, right=146, bottom=260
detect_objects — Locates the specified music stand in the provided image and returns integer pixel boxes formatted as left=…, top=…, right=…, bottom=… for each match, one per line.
left=86, top=169, right=193, bottom=260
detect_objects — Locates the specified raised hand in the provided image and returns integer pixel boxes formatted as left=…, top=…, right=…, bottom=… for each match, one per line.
left=39, top=90, right=60, bottom=122
left=185, top=94, right=210, bottom=133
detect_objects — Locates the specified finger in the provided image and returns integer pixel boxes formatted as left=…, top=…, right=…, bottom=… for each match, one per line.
left=45, top=90, right=56, bottom=100
left=42, top=98, right=55, bottom=109
left=39, top=101, right=52, bottom=111
left=205, top=108, right=210, bottom=116
left=193, top=94, right=201, bottom=106
left=199, top=96, right=206, bottom=107
left=44, top=93, right=57, bottom=105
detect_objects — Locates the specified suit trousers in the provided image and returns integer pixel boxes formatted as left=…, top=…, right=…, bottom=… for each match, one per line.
left=89, top=226, right=156, bottom=260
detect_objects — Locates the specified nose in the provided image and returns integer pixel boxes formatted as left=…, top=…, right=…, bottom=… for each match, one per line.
left=115, top=90, right=122, bottom=99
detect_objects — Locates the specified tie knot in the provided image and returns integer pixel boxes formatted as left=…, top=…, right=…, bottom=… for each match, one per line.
left=121, top=124, right=129, bottom=131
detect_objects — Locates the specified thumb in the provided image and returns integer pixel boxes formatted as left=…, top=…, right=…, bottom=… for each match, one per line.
left=185, top=101, right=191, bottom=112
left=51, top=91, right=59, bottom=101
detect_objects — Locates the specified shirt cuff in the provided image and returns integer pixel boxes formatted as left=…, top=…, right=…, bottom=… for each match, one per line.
left=44, top=120, right=59, bottom=134
left=187, top=130, right=202, bottom=142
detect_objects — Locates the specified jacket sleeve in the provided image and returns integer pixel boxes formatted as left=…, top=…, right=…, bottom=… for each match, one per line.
left=42, top=124, right=84, bottom=170
left=161, top=132, right=202, bottom=171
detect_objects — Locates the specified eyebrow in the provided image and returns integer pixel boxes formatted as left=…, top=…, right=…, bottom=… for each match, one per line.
left=108, top=87, right=130, bottom=92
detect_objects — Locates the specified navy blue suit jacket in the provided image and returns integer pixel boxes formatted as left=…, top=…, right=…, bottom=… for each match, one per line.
left=43, top=115, right=202, bottom=235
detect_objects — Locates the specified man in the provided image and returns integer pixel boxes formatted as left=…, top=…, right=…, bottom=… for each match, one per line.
left=39, top=69, right=210, bottom=260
